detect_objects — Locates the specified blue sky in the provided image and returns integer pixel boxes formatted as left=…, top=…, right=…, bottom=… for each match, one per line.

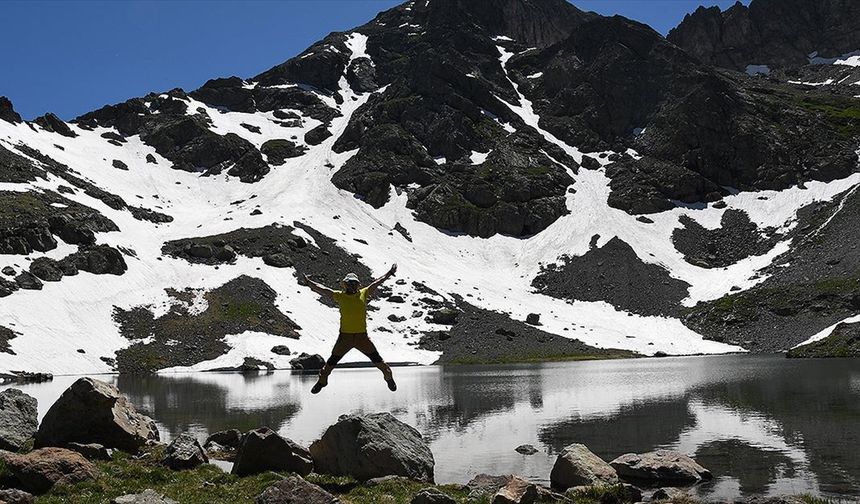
left=1, top=0, right=747, bottom=120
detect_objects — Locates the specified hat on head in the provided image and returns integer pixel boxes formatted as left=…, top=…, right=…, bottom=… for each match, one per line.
left=342, top=272, right=360, bottom=283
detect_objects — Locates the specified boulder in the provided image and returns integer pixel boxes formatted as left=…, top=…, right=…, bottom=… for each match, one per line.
left=29, top=257, right=64, bottom=282
left=255, top=475, right=340, bottom=504
left=310, top=412, right=435, bottom=482
left=263, top=253, right=293, bottom=268
left=204, top=428, right=242, bottom=449
left=466, top=474, right=512, bottom=497
left=164, top=432, right=208, bottom=470
left=429, top=308, right=459, bottom=325
left=65, top=442, right=113, bottom=461
left=525, top=313, right=540, bottom=325
left=0, top=388, right=38, bottom=451
left=112, top=489, right=179, bottom=504
left=0, top=488, right=34, bottom=504
left=610, top=450, right=711, bottom=484
left=270, top=345, right=291, bottom=356
left=550, top=443, right=619, bottom=490
left=34, top=377, right=159, bottom=452
left=0, top=447, right=97, bottom=494
left=289, top=352, right=325, bottom=370
left=14, top=272, right=43, bottom=290
left=411, top=487, right=456, bottom=504
left=515, top=444, right=538, bottom=455
left=492, top=476, right=538, bottom=504
left=232, top=427, right=313, bottom=476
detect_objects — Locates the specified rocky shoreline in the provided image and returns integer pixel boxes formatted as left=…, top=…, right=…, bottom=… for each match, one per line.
left=0, top=378, right=837, bottom=504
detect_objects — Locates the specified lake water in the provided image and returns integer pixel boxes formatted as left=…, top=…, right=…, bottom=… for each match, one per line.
left=5, top=355, right=859, bottom=500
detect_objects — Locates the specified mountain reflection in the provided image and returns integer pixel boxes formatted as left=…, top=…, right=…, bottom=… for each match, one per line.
left=116, top=372, right=302, bottom=436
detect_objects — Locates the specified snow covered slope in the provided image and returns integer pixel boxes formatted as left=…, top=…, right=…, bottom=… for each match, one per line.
left=1, top=0, right=859, bottom=374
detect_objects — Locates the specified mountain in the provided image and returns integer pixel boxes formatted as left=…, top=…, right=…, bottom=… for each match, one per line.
left=0, top=0, right=859, bottom=375
left=668, top=0, right=860, bottom=71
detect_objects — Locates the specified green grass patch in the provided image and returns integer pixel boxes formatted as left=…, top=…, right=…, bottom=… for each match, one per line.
left=36, top=451, right=282, bottom=504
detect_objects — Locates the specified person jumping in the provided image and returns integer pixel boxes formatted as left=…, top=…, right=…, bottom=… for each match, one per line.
left=302, top=264, right=398, bottom=394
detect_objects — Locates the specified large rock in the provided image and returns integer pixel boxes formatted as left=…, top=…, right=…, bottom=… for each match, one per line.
left=0, top=488, right=35, bottom=504
left=34, top=377, right=159, bottom=452
left=0, top=388, right=38, bottom=451
left=310, top=412, right=435, bottom=482
left=255, top=475, right=340, bottom=504
left=492, top=476, right=538, bottom=504
left=0, top=447, right=97, bottom=494
left=550, top=443, right=619, bottom=490
left=232, top=427, right=313, bottom=477
left=113, top=489, right=178, bottom=504
left=411, top=487, right=456, bottom=504
left=204, top=428, right=242, bottom=449
left=610, top=450, right=712, bottom=484
left=66, top=442, right=113, bottom=461
left=289, top=352, right=325, bottom=370
left=164, top=432, right=208, bottom=470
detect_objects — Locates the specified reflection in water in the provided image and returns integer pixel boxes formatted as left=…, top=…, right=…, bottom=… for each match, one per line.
left=3, top=355, right=858, bottom=500
left=116, top=373, right=302, bottom=436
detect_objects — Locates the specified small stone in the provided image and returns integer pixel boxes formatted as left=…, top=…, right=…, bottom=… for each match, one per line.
left=515, top=444, right=538, bottom=455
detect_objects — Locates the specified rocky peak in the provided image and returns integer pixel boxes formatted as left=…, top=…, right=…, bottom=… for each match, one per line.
left=0, top=96, right=22, bottom=124
left=423, top=0, right=594, bottom=48
left=668, top=0, right=860, bottom=70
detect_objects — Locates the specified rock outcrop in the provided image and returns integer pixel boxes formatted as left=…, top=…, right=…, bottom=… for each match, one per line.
left=164, top=432, right=208, bottom=470
left=0, top=447, right=97, bottom=494
left=668, top=0, right=860, bottom=70
left=34, top=377, right=159, bottom=452
left=310, top=412, right=435, bottom=482
left=550, top=443, right=619, bottom=490
left=232, top=427, right=313, bottom=477
left=112, top=489, right=178, bottom=504
left=610, top=450, right=712, bottom=484
left=0, top=388, right=38, bottom=451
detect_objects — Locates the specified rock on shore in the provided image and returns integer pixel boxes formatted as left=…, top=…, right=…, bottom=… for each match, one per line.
left=34, top=377, right=159, bottom=452
left=310, top=412, right=435, bottom=482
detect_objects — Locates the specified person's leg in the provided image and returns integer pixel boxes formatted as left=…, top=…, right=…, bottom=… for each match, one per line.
left=312, top=334, right=352, bottom=394
left=356, top=333, right=396, bottom=391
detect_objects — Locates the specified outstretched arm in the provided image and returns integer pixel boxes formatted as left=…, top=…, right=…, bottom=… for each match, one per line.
left=302, top=274, right=336, bottom=297
left=366, top=264, right=397, bottom=296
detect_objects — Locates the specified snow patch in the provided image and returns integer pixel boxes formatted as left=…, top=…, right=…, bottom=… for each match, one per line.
left=745, top=64, right=770, bottom=76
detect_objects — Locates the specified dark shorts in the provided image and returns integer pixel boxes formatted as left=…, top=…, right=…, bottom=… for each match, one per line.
left=330, top=332, right=379, bottom=358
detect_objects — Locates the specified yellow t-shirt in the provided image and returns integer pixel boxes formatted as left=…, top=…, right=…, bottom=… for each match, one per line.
left=332, top=287, right=368, bottom=333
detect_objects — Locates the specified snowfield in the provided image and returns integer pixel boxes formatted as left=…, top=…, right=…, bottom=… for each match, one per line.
left=1, top=32, right=859, bottom=375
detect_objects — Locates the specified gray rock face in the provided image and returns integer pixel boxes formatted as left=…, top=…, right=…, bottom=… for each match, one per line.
left=310, top=412, right=435, bottom=482
left=0, top=388, right=38, bottom=451
left=164, top=432, right=208, bottom=470
left=550, top=443, right=619, bottom=490
left=112, top=489, right=179, bottom=504
left=0, top=488, right=35, bottom=504
left=289, top=352, right=325, bottom=370
left=65, top=442, right=113, bottom=461
left=0, top=447, right=97, bottom=495
left=232, top=427, right=313, bottom=477
left=34, top=377, right=159, bottom=452
left=610, top=450, right=712, bottom=484
left=255, top=475, right=340, bottom=504
left=411, top=487, right=456, bottom=504
left=667, top=0, right=860, bottom=71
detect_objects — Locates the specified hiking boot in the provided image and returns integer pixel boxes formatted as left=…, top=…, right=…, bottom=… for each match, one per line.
left=311, top=374, right=328, bottom=394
